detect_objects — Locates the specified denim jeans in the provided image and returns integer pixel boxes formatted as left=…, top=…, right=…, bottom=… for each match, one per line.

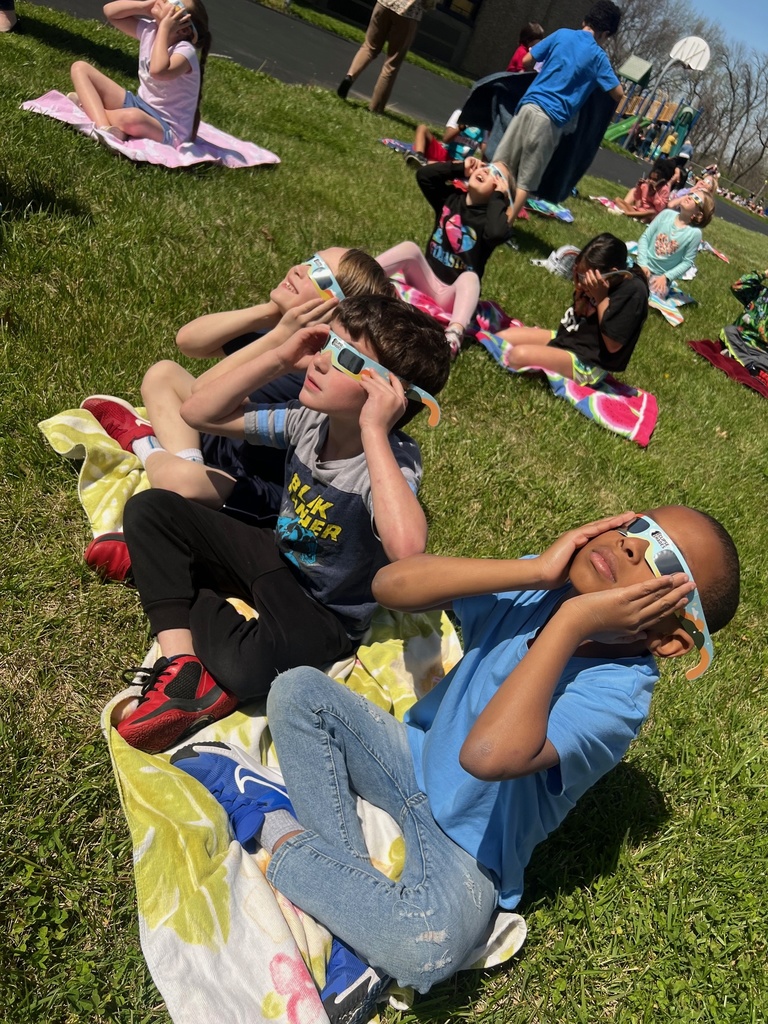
left=265, top=668, right=498, bottom=992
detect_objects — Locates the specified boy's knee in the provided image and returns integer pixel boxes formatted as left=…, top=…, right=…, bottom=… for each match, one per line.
left=267, top=667, right=335, bottom=721
left=123, top=487, right=185, bottom=534
left=141, top=359, right=184, bottom=395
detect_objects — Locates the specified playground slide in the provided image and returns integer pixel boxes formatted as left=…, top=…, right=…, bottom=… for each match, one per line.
left=603, top=116, right=650, bottom=143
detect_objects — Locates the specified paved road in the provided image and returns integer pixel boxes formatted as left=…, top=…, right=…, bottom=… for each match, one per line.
left=27, top=0, right=768, bottom=235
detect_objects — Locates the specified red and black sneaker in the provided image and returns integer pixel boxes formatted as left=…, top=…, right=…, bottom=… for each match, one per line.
left=80, top=394, right=154, bottom=453
left=84, top=533, right=132, bottom=583
left=117, top=655, right=239, bottom=754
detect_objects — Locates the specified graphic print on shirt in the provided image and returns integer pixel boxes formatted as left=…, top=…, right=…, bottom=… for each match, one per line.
left=654, top=233, right=679, bottom=259
left=428, top=205, right=477, bottom=272
left=276, top=472, right=342, bottom=568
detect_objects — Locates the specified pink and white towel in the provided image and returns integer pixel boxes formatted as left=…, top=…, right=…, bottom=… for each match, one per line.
left=22, top=90, right=280, bottom=169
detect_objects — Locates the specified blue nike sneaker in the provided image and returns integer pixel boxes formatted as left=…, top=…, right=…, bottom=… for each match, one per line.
left=170, top=740, right=294, bottom=844
left=321, top=938, right=392, bottom=1024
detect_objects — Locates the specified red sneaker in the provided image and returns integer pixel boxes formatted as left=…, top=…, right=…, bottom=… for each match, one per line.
left=80, top=394, right=154, bottom=452
left=84, top=533, right=132, bottom=582
left=117, top=656, right=239, bottom=753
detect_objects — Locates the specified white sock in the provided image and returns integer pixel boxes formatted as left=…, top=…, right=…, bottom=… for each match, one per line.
left=176, top=447, right=205, bottom=464
left=131, top=435, right=166, bottom=466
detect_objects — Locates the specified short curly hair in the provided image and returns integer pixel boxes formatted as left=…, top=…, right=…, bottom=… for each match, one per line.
left=583, top=0, right=621, bottom=36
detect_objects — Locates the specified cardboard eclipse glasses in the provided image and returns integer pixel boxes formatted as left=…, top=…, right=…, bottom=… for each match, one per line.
left=618, top=515, right=713, bottom=680
left=302, top=254, right=346, bottom=302
left=323, top=330, right=441, bottom=427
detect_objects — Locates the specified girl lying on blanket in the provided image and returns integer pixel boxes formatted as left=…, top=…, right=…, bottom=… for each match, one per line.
left=70, top=0, right=211, bottom=145
left=377, top=157, right=513, bottom=358
left=494, top=233, right=649, bottom=385
left=81, top=249, right=395, bottom=575
left=637, top=191, right=715, bottom=299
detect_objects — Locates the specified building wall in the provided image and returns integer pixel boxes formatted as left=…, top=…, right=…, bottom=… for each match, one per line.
left=460, top=0, right=582, bottom=77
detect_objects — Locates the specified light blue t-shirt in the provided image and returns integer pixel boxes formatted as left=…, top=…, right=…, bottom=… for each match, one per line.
left=522, top=28, right=619, bottom=127
left=404, top=585, right=658, bottom=909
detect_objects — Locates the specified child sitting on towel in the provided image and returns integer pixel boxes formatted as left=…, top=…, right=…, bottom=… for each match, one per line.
left=70, top=0, right=211, bottom=145
left=614, top=158, right=675, bottom=223
left=405, top=109, right=485, bottom=169
left=636, top=191, right=715, bottom=298
left=494, top=233, right=649, bottom=385
left=80, top=249, right=393, bottom=580
left=171, top=506, right=739, bottom=1005
left=102, top=297, right=450, bottom=754
left=377, top=157, right=513, bottom=357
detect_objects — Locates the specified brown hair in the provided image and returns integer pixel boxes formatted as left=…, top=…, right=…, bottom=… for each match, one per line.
left=336, top=249, right=397, bottom=300
left=184, top=0, right=212, bottom=139
left=695, top=192, right=715, bottom=228
left=519, top=21, right=544, bottom=46
left=333, top=296, right=451, bottom=424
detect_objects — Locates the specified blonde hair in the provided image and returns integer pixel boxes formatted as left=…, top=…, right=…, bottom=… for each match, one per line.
left=336, top=249, right=397, bottom=299
left=696, top=192, right=715, bottom=228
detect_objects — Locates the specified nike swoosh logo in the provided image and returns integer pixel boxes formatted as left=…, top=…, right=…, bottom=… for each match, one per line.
left=234, top=764, right=285, bottom=797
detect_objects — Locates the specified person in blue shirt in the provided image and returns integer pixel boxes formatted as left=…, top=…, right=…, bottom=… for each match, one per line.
left=494, top=0, right=625, bottom=225
left=172, top=506, right=739, bottom=997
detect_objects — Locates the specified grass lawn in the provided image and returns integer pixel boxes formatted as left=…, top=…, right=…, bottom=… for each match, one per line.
left=1, top=4, right=767, bottom=1022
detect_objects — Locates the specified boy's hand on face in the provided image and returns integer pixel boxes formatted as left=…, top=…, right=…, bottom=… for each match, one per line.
left=536, top=512, right=638, bottom=588
left=278, top=323, right=329, bottom=372
left=358, top=369, right=408, bottom=435
left=563, top=573, right=695, bottom=646
left=278, top=296, right=338, bottom=336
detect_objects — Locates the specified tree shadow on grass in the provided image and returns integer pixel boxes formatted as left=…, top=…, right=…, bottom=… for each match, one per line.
left=14, top=10, right=136, bottom=79
left=0, top=168, right=91, bottom=222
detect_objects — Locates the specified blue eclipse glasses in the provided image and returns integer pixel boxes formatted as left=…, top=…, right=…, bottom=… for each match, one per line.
left=618, top=515, right=713, bottom=680
left=323, top=330, right=441, bottom=427
left=303, top=253, right=345, bottom=302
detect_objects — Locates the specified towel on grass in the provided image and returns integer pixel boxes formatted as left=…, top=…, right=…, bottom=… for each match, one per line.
left=476, top=330, right=658, bottom=446
left=104, top=611, right=526, bottom=1024
left=389, top=276, right=658, bottom=445
left=647, top=284, right=696, bottom=326
left=22, top=91, right=280, bottom=169
left=39, top=407, right=148, bottom=536
left=525, top=198, right=574, bottom=222
left=688, top=339, right=768, bottom=399
left=589, top=195, right=624, bottom=214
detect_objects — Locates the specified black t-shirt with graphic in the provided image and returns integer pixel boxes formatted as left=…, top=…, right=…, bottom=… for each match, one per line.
left=416, top=161, right=510, bottom=285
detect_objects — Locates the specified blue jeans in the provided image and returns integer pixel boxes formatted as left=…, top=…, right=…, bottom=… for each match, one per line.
left=265, top=669, right=498, bottom=992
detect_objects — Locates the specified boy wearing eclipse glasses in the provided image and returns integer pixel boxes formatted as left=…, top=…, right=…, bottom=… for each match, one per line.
left=109, top=295, right=450, bottom=753
left=170, top=505, right=739, bottom=999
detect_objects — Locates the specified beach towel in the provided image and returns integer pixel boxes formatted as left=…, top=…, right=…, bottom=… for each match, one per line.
left=525, top=198, right=574, bottom=222
left=647, top=284, right=696, bottom=326
left=105, top=610, right=527, bottom=1024
left=389, top=276, right=658, bottom=445
left=22, top=91, right=280, bottom=169
left=380, top=137, right=413, bottom=155
left=39, top=406, right=149, bottom=536
left=589, top=195, right=624, bottom=214
left=475, top=330, right=658, bottom=447
left=688, top=339, right=768, bottom=399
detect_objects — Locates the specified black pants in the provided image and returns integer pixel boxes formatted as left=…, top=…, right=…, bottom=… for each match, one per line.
left=123, top=489, right=353, bottom=699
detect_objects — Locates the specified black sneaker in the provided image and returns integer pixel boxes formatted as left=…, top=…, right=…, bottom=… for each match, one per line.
left=337, top=75, right=353, bottom=100
left=405, top=151, right=428, bottom=169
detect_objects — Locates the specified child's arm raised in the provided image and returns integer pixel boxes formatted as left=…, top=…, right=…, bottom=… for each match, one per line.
left=460, top=571, right=693, bottom=781
left=176, top=303, right=287, bottom=359
left=103, top=0, right=154, bottom=36
left=181, top=324, right=327, bottom=438
left=149, top=2, right=195, bottom=79
left=373, top=513, right=639, bottom=611
left=415, top=160, right=464, bottom=212
left=358, top=371, right=427, bottom=561
left=191, top=296, right=338, bottom=391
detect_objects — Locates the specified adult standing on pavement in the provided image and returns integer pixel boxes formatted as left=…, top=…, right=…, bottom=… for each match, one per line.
left=337, top=0, right=433, bottom=114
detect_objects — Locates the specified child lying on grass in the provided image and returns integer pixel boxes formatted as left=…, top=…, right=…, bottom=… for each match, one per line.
left=172, top=505, right=739, bottom=1008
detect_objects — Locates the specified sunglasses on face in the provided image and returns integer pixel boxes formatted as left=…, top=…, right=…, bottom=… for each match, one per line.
left=322, top=331, right=441, bottom=427
left=691, top=192, right=704, bottom=207
left=302, top=254, right=345, bottom=302
left=618, top=515, right=713, bottom=680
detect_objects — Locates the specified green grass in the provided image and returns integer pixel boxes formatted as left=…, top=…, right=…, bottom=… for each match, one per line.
left=252, top=0, right=473, bottom=87
left=1, top=4, right=767, bottom=1023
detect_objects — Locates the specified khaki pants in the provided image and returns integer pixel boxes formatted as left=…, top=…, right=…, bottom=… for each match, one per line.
left=346, top=2, right=419, bottom=113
